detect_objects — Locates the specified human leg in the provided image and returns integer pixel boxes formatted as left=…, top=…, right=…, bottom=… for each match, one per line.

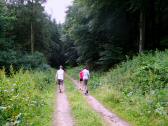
left=60, top=80, right=64, bottom=93
left=81, top=80, right=84, bottom=91
left=80, top=78, right=83, bottom=90
left=83, top=80, right=88, bottom=95
left=57, top=79, right=61, bottom=93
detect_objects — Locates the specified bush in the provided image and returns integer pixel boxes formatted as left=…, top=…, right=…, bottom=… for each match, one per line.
left=68, top=50, right=168, bottom=126
left=0, top=68, right=55, bottom=125
left=90, top=50, right=168, bottom=126
left=18, top=52, right=47, bottom=69
left=0, top=51, right=47, bottom=71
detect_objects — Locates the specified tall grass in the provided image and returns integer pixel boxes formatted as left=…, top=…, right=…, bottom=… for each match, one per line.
left=68, top=50, right=168, bottom=126
left=0, top=68, right=56, bottom=126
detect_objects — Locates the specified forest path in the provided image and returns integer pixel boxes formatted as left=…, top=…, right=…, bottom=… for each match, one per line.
left=67, top=74, right=130, bottom=126
left=53, top=86, right=74, bottom=126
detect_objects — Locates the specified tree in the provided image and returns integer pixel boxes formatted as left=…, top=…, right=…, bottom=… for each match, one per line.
left=64, top=0, right=168, bottom=70
left=0, top=0, right=65, bottom=68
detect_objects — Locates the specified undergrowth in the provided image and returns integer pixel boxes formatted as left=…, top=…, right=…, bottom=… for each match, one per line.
left=68, top=50, right=168, bottom=126
left=0, top=68, right=56, bottom=126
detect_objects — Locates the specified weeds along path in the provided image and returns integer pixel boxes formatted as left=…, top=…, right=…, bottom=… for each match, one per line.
left=67, top=74, right=130, bottom=126
left=53, top=86, right=74, bottom=126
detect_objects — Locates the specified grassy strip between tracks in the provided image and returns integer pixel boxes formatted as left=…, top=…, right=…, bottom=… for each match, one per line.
left=64, top=77, right=106, bottom=126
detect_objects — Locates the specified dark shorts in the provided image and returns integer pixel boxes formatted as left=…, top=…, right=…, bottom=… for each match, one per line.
left=83, top=80, right=88, bottom=85
left=80, top=78, right=83, bottom=81
left=57, top=79, right=63, bottom=85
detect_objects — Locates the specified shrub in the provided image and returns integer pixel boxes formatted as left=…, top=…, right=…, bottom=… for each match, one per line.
left=0, top=51, right=47, bottom=71
left=91, top=50, right=168, bottom=126
left=0, top=68, right=55, bottom=125
left=68, top=50, right=168, bottom=126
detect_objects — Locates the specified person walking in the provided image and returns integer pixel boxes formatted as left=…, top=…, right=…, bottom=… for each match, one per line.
left=56, top=65, right=64, bottom=93
left=79, top=70, right=84, bottom=90
left=82, top=66, right=90, bottom=95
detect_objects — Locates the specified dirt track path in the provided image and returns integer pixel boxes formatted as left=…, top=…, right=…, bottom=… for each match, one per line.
left=53, top=86, right=74, bottom=126
left=68, top=75, right=130, bottom=126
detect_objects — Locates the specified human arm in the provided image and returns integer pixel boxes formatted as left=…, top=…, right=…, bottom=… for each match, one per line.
left=63, top=70, right=65, bottom=80
left=55, top=71, right=58, bottom=81
left=88, top=71, right=90, bottom=79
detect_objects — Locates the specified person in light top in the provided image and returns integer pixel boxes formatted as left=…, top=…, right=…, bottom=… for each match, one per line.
left=55, top=65, right=64, bottom=93
left=82, top=66, right=90, bottom=95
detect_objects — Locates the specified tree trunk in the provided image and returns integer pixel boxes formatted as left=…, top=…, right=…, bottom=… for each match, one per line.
left=31, top=22, right=34, bottom=53
left=139, top=10, right=145, bottom=53
left=31, top=0, right=34, bottom=53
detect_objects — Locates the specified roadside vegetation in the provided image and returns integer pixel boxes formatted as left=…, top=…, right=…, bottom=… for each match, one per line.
left=0, top=68, right=56, bottom=126
left=65, top=77, right=105, bottom=126
left=1, top=0, right=168, bottom=126
left=68, top=50, right=168, bottom=126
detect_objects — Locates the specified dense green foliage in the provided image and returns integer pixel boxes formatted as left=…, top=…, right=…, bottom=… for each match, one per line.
left=1, top=0, right=168, bottom=124
left=68, top=50, right=168, bottom=126
left=0, top=68, right=56, bottom=125
left=0, top=0, right=65, bottom=69
left=92, top=50, right=168, bottom=126
left=63, top=0, right=168, bottom=69
left=0, top=51, right=47, bottom=71
left=1, top=0, right=168, bottom=69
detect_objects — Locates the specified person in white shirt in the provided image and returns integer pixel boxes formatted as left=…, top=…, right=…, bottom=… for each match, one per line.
left=56, top=65, right=64, bottom=93
left=82, top=66, right=90, bottom=95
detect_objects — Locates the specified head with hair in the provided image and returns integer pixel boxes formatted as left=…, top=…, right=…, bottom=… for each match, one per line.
left=59, top=65, right=63, bottom=69
left=84, top=66, right=89, bottom=70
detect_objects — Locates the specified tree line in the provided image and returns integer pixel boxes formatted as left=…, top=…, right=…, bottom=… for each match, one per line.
left=63, top=0, right=168, bottom=70
left=0, top=0, right=64, bottom=70
left=0, top=0, right=168, bottom=70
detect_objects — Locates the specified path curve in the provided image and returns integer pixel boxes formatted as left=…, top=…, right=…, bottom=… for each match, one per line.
left=53, top=87, right=74, bottom=126
left=68, top=75, right=130, bottom=126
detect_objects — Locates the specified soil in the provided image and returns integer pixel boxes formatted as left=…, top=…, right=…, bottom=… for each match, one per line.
left=53, top=74, right=131, bottom=126
left=53, top=86, right=74, bottom=126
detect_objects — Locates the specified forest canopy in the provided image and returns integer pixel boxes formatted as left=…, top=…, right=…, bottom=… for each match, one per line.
left=0, top=0, right=64, bottom=70
left=63, top=0, right=168, bottom=69
left=0, top=0, right=168, bottom=70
